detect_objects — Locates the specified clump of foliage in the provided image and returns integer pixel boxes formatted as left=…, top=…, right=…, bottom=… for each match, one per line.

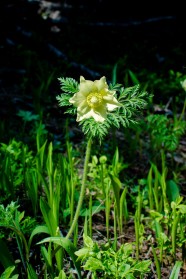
left=75, top=234, right=151, bottom=279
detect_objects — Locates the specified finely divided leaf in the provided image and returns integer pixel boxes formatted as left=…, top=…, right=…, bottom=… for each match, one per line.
left=58, top=77, right=79, bottom=93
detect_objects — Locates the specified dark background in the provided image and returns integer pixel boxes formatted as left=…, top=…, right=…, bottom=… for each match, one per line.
left=0, top=1, right=185, bottom=142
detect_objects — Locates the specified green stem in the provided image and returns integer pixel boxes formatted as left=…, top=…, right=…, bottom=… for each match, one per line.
left=89, top=195, right=93, bottom=238
left=171, top=211, right=180, bottom=260
left=66, top=137, right=92, bottom=239
left=151, top=246, right=161, bottom=279
left=5, top=225, right=29, bottom=267
left=178, top=98, right=186, bottom=122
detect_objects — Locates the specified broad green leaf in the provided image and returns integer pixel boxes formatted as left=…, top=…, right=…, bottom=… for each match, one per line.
left=83, top=257, right=104, bottom=271
left=133, top=260, right=151, bottom=272
left=119, top=263, right=130, bottom=274
left=121, top=243, right=133, bottom=258
left=37, top=236, right=82, bottom=279
left=28, top=225, right=49, bottom=250
left=40, top=197, right=56, bottom=235
left=27, top=263, right=38, bottom=279
left=1, top=266, right=16, bottom=279
left=54, top=270, right=67, bottom=279
left=74, top=247, right=89, bottom=258
left=83, top=234, right=94, bottom=248
left=176, top=204, right=186, bottom=214
left=166, top=180, right=180, bottom=202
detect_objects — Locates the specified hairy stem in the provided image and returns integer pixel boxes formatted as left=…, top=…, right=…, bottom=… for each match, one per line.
left=66, top=138, right=92, bottom=239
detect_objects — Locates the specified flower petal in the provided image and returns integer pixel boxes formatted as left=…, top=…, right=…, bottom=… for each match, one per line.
left=94, top=76, right=108, bottom=91
left=79, top=77, right=97, bottom=95
left=69, top=92, right=87, bottom=107
left=94, top=105, right=107, bottom=122
left=77, top=101, right=90, bottom=114
left=107, top=103, right=120, bottom=111
left=103, top=95, right=121, bottom=111
left=77, top=106, right=106, bottom=122
left=103, top=94, right=116, bottom=101
left=77, top=109, right=94, bottom=122
left=70, top=76, right=121, bottom=122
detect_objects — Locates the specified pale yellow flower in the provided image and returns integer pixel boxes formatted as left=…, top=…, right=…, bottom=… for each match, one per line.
left=180, top=79, right=186, bottom=92
left=69, top=76, right=121, bottom=122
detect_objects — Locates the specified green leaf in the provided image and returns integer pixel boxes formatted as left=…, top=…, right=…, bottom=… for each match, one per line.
left=56, top=93, right=73, bottom=107
left=39, top=197, right=56, bottom=235
left=54, top=270, right=67, bottom=279
left=17, top=110, right=39, bottom=122
left=40, top=245, right=52, bottom=269
left=169, top=261, right=182, bottom=279
left=0, top=266, right=18, bottom=279
left=74, top=247, right=89, bottom=258
left=83, top=234, right=94, bottom=248
left=81, top=118, right=110, bottom=142
left=37, top=237, right=82, bottom=279
left=64, top=107, right=77, bottom=115
left=125, top=274, right=135, bottom=279
left=80, top=204, right=105, bottom=216
left=176, top=204, right=186, bottom=214
left=58, top=77, right=79, bottom=93
left=128, top=70, right=140, bottom=85
left=83, top=257, right=104, bottom=271
left=120, top=243, right=133, bottom=258
left=109, top=172, right=122, bottom=218
left=133, top=260, right=151, bottom=272
left=27, top=263, right=38, bottom=279
left=151, top=246, right=161, bottom=279
left=119, top=263, right=131, bottom=274
left=166, top=180, right=180, bottom=202
left=28, top=225, right=49, bottom=251
left=112, top=63, right=118, bottom=85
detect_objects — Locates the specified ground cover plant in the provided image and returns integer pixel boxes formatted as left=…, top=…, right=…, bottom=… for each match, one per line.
left=0, top=2, right=186, bottom=278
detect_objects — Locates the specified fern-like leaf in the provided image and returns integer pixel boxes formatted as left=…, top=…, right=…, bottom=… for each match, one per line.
left=109, top=83, right=123, bottom=91
left=56, top=79, right=152, bottom=141
left=80, top=118, right=111, bottom=143
left=65, top=107, right=77, bottom=115
left=56, top=93, right=72, bottom=107
left=118, top=85, right=150, bottom=111
left=58, top=77, right=79, bottom=93
left=107, top=113, right=121, bottom=129
left=147, top=114, right=186, bottom=152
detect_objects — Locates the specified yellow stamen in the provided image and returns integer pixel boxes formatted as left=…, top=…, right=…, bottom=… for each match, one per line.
left=87, top=92, right=102, bottom=108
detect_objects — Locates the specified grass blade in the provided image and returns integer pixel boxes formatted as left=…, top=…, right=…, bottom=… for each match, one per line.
left=37, top=236, right=82, bottom=279
left=169, top=261, right=182, bottom=279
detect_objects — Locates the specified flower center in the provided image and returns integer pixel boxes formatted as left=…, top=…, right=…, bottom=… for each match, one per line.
left=87, top=92, right=102, bottom=108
